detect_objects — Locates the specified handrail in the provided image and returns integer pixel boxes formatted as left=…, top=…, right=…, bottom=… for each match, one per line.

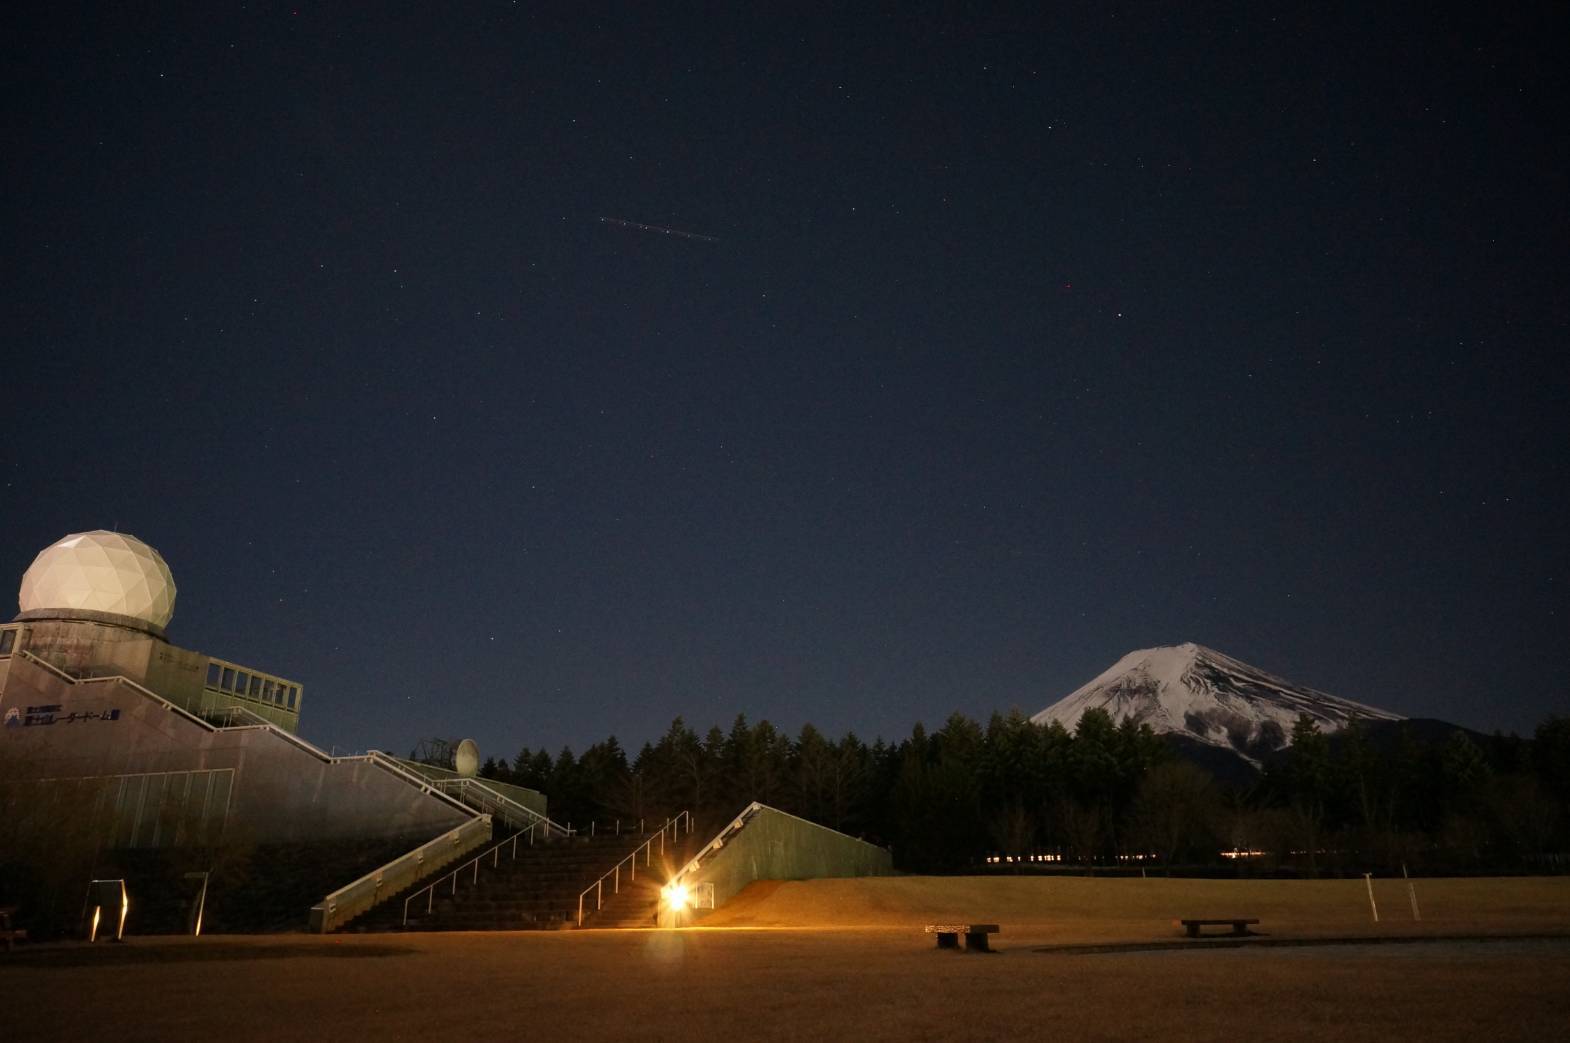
left=426, top=777, right=573, bottom=837
left=576, top=811, right=693, bottom=927
left=401, top=821, right=546, bottom=926
left=19, top=651, right=245, bottom=739
left=196, top=706, right=341, bottom=764
left=667, top=801, right=886, bottom=890
left=310, top=815, right=493, bottom=932
left=362, top=752, right=486, bottom=821
left=14, top=651, right=484, bottom=824
left=668, top=802, right=767, bottom=885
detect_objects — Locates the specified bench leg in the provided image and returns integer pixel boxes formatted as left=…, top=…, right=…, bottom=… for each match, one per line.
left=964, top=932, right=991, bottom=953
left=935, top=932, right=959, bottom=949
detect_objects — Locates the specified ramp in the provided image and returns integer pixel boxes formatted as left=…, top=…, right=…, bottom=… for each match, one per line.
left=664, top=803, right=892, bottom=922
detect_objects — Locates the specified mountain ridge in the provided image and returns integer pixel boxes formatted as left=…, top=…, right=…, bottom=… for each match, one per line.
left=1032, top=642, right=1403, bottom=766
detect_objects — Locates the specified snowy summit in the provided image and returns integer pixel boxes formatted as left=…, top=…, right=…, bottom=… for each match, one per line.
left=1031, top=643, right=1402, bottom=763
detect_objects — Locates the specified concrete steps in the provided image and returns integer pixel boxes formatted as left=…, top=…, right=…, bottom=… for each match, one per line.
left=344, top=830, right=662, bottom=932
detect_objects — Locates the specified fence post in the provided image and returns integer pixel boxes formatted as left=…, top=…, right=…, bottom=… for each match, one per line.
left=1363, top=873, right=1379, bottom=922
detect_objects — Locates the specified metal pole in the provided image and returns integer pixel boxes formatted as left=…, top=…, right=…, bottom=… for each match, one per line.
left=597, top=879, right=603, bottom=911
left=615, top=865, right=620, bottom=894
left=1363, top=873, right=1379, bottom=922
left=578, top=894, right=584, bottom=927
left=1403, top=863, right=1421, bottom=921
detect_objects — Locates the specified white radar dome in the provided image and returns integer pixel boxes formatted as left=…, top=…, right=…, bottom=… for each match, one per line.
left=18, top=530, right=177, bottom=633
left=455, top=739, right=480, bottom=778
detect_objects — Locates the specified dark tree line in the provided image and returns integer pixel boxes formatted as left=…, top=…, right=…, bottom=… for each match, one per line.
left=456, top=711, right=1570, bottom=874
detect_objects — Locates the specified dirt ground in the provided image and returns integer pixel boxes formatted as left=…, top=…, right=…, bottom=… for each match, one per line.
left=4, top=876, right=1568, bottom=1042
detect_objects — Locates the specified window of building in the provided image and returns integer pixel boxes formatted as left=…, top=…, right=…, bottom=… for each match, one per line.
left=235, top=672, right=250, bottom=696
left=221, top=668, right=235, bottom=691
left=207, top=662, right=221, bottom=686
left=0, top=630, right=14, bottom=656
left=249, top=675, right=262, bottom=697
left=287, top=687, right=297, bottom=709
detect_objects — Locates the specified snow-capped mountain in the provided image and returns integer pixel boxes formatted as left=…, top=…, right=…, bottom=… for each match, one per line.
left=1031, top=643, right=1402, bottom=764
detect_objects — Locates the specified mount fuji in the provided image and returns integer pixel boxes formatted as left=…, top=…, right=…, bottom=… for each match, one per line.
left=1031, top=643, right=1402, bottom=766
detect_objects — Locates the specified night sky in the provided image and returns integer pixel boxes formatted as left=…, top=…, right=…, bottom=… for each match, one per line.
left=4, top=4, right=1565, bottom=758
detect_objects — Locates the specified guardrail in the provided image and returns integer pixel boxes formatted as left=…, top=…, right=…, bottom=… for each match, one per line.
left=427, top=777, right=572, bottom=836
left=666, top=803, right=765, bottom=887
left=309, top=815, right=493, bottom=932
left=662, top=802, right=892, bottom=914
left=401, top=821, right=550, bottom=926
left=576, top=811, right=692, bottom=927
left=19, top=651, right=257, bottom=741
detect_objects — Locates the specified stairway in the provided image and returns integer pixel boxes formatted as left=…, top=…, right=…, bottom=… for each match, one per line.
left=580, top=876, right=662, bottom=928
left=579, top=828, right=704, bottom=928
left=344, top=829, right=671, bottom=932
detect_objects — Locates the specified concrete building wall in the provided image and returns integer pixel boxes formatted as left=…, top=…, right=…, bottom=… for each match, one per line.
left=676, top=803, right=892, bottom=920
left=3, top=619, right=302, bottom=733
left=0, top=655, right=467, bottom=847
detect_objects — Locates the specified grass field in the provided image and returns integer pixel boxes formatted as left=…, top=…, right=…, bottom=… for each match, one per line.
left=4, top=876, right=1567, bottom=1042
left=700, top=874, right=1570, bottom=944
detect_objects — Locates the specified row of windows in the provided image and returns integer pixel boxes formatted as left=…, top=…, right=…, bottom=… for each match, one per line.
left=206, top=662, right=298, bottom=711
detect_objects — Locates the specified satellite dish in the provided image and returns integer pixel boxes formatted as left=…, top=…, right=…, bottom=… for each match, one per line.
left=455, top=738, right=480, bottom=778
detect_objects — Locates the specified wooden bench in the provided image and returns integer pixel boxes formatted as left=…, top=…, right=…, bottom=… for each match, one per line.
left=1177, top=917, right=1258, bottom=938
left=0, top=906, right=26, bottom=951
left=925, top=923, right=999, bottom=952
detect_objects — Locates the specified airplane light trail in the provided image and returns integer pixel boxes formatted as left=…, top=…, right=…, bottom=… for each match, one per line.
left=599, top=216, right=719, bottom=243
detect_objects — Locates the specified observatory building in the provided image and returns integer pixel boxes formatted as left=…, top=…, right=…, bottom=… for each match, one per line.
left=0, top=530, right=501, bottom=933
left=4, top=531, right=303, bottom=732
left=1, top=530, right=885, bottom=939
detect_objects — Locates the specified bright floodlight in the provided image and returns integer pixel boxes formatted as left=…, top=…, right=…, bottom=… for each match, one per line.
left=662, top=883, right=689, bottom=911
left=19, top=530, right=176, bottom=631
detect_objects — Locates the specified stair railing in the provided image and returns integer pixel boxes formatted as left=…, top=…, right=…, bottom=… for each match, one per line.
left=576, top=811, right=692, bottom=927
left=401, top=821, right=547, bottom=926
left=426, top=777, right=573, bottom=838
left=310, top=815, right=492, bottom=932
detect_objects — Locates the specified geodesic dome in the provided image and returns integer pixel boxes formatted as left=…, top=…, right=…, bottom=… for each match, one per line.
left=18, top=530, right=176, bottom=632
